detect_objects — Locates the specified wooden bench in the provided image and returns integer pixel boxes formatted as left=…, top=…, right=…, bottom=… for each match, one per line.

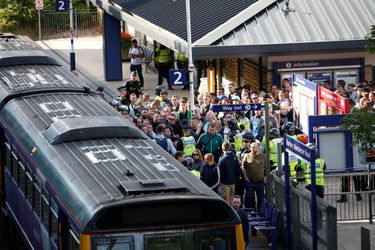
left=141, top=46, right=154, bottom=73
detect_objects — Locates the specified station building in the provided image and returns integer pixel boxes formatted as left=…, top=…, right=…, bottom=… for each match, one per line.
left=90, top=0, right=375, bottom=91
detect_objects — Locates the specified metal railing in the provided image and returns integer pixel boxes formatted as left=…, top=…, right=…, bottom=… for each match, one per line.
left=41, top=11, right=101, bottom=40
left=269, top=173, right=337, bottom=250
left=324, top=171, right=375, bottom=222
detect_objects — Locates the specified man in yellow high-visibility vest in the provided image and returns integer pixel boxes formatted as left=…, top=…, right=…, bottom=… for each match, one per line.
left=155, top=44, right=174, bottom=90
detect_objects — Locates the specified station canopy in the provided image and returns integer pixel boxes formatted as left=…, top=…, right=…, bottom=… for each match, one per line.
left=90, top=0, right=374, bottom=58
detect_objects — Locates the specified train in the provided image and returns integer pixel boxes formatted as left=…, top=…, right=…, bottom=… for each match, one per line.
left=0, top=33, right=244, bottom=250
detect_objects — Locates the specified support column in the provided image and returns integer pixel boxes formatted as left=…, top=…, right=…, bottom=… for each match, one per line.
left=102, top=13, right=122, bottom=81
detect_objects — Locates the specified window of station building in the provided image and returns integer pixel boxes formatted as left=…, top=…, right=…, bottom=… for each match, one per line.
left=41, top=187, right=50, bottom=230
left=67, top=228, right=80, bottom=250
left=33, top=175, right=42, bottom=219
left=18, top=160, right=26, bottom=195
left=25, top=164, right=33, bottom=205
left=11, top=150, right=18, bottom=182
left=4, top=137, right=11, bottom=172
left=50, top=199, right=58, bottom=245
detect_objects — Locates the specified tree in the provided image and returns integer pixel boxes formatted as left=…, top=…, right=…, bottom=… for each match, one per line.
left=341, top=108, right=375, bottom=154
left=0, top=0, right=93, bottom=36
left=366, top=25, right=375, bottom=54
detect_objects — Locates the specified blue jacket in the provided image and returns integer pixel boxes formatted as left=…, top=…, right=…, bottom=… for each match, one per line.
left=201, top=163, right=220, bottom=191
left=218, top=151, right=241, bottom=185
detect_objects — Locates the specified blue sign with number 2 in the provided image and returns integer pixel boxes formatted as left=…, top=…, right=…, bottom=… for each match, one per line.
left=56, top=0, right=69, bottom=12
left=169, top=69, right=187, bottom=86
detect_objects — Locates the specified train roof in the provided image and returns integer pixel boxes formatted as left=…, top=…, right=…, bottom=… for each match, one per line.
left=1, top=92, right=226, bottom=231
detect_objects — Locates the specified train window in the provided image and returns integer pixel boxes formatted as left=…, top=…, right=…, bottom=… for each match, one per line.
left=144, top=234, right=183, bottom=250
left=11, top=151, right=18, bottom=181
left=50, top=199, right=58, bottom=245
left=41, top=187, right=49, bottom=230
left=25, top=164, right=33, bottom=205
left=4, top=138, right=11, bottom=172
left=18, top=161, right=26, bottom=194
left=67, top=229, right=80, bottom=250
left=195, top=229, right=235, bottom=250
left=33, top=176, right=41, bottom=218
left=93, top=237, right=134, bottom=250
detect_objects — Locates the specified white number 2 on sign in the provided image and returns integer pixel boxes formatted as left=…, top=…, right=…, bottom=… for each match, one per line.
left=58, top=0, right=65, bottom=11
left=173, top=71, right=183, bottom=85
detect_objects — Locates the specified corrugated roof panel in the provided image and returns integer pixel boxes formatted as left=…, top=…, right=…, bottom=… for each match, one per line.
left=320, top=0, right=352, bottom=39
left=235, top=25, right=253, bottom=45
left=0, top=35, right=39, bottom=51
left=112, top=0, right=258, bottom=42
left=213, top=0, right=373, bottom=46
left=0, top=65, right=83, bottom=92
left=267, top=3, right=295, bottom=42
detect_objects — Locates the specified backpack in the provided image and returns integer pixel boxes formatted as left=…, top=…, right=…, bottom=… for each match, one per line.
left=156, top=137, right=169, bottom=152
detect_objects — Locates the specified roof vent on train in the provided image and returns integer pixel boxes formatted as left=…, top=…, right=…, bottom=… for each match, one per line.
left=0, top=33, right=16, bottom=39
left=117, top=179, right=189, bottom=196
left=0, top=51, right=59, bottom=67
left=42, top=116, right=147, bottom=144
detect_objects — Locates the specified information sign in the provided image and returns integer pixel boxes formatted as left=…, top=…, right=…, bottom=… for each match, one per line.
left=212, top=103, right=261, bottom=113
left=292, top=75, right=318, bottom=134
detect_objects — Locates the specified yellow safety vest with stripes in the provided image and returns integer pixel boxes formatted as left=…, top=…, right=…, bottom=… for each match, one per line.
left=177, top=52, right=188, bottom=62
left=269, top=138, right=282, bottom=166
left=181, top=136, right=196, bottom=157
left=303, top=158, right=325, bottom=186
left=156, top=48, right=172, bottom=63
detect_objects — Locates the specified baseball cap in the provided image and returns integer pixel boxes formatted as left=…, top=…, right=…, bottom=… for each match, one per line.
left=218, top=95, right=227, bottom=100
left=232, top=96, right=241, bottom=102
left=354, top=83, right=364, bottom=90
left=119, top=105, right=129, bottom=111
left=131, top=38, right=137, bottom=43
left=130, top=71, right=137, bottom=76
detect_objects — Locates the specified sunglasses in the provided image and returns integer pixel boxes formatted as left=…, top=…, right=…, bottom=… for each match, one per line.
left=243, top=140, right=251, bottom=143
left=193, top=153, right=199, bottom=156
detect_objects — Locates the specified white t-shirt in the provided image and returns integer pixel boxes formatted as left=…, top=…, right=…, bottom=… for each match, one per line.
left=129, top=46, right=143, bottom=65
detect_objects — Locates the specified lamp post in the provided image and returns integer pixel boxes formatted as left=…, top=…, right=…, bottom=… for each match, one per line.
left=69, top=0, right=76, bottom=71
left=185, top=0, right=195, bottom=109
left=263, top=94, right=271, bottom=200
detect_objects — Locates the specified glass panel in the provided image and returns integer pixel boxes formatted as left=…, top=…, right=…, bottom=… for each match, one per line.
left=50, top=202, right=58, bottom=244
left=26, top=165, right=33, bottom=204
left=11, top=151, right=18, bottom=180
left=93, top=237, right=134, bottom=250
left=18, top=161, right=26, bottom=194
left=67, top=229, right=80, bottom=250
left=41, top=188, right=49, bottom=230
left=144, top=235, right=183, bottom=250
left=33, top=178, right=41, bottom=218
left=196, top=230, right=234, bottom=250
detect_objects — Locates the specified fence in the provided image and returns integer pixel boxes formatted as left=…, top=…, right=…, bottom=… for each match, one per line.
left=269, top=173, right=337, bottom=250
left=41, top=11, right=101, bottom=40
left=324, top=171, right=375, bottom=222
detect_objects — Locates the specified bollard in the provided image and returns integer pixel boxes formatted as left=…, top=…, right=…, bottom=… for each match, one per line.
left=361, top=226, right=370, bottom=250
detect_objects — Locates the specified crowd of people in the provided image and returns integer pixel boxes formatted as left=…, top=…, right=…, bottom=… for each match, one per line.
left=102, top=70, right=374, bottom=244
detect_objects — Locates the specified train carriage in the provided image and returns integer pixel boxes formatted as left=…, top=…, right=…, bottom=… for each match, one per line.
left=0, top=34, right=245, bottom=250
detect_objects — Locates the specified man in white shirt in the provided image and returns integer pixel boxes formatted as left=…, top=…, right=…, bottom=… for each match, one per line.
left=128, top=38, right=145, bottom=88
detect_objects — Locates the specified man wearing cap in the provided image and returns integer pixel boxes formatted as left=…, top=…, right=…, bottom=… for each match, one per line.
left=116, top=85, right=129, bottom=105
left=128, top=38, right=145, bottom=88
left=125, top=71, right=142, bottom=98
left=176, top=125, right=196, bottom=157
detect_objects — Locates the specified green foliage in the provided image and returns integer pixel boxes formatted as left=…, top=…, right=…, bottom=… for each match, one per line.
left=366, top=25, right=375, bottom=55
left=341, top=108, right=375, bottom=153
left=0, top=0, right=94, bottom=35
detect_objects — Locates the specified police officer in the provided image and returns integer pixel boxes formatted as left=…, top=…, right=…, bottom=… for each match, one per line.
left=282, top=122, right=299, bottom=181
left=155, top=44, right=174, bottom=90
left=235, top=132, right=255, bottom=203
left=268, top=128, right=283, bottom=171
left=176, top=125, right=196, bottom=157
left=296, top=143, right=326, bottom=198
